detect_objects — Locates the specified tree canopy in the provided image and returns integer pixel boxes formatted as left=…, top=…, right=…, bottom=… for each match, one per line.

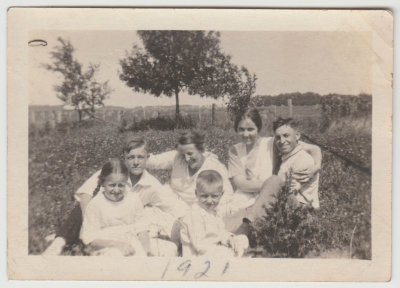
left=45, top=37, right=112, bottom=121
left=119, top=31, right=256, bottom=118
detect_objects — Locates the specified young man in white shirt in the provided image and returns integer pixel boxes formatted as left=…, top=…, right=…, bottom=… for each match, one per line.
left=274, top=118, right=320, bottom=209
left=248, top=117, right=320, bottom=219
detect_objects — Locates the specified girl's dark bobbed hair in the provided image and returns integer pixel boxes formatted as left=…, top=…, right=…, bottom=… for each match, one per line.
left=234, top=107, right=262, bottom=132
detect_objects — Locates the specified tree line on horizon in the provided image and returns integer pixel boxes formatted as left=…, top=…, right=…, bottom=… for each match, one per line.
left=251, top=92, right=372, bottom=107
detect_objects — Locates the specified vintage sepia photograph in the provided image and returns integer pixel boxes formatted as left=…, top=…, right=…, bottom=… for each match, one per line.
left=7, top=8, right=392, bottom=281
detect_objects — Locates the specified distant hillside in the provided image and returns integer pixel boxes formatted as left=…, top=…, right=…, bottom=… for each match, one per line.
left=251, top=92, right=371, bottom=107
left=29, top=105, right=65, bottom=111
left=29, top=93, right=372, bottom=112
left=28, top=104, right=213, bottom=112
left=252, top=92, right=321, bottom=106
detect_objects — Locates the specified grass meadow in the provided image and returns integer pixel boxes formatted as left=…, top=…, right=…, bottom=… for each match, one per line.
left=28, top=107, right=371, bottom=258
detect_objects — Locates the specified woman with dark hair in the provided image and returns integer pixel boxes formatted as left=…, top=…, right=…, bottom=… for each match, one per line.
left=146, top=130, right=234, bottom=216
left=225, top=108, right=322, bottom=232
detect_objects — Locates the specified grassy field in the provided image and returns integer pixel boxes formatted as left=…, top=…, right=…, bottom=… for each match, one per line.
left=28, top=114, right=371, bottom=258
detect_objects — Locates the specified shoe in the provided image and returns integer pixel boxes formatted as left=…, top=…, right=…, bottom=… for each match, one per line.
left=235, top=219, right=257, bottom=248
left=45, top=233, right=56, bottom=242
left=42, top=237, right=66, bottom=256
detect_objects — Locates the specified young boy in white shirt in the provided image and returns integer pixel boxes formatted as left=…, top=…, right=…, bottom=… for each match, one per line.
left=180, top=170, right=249, bottom=257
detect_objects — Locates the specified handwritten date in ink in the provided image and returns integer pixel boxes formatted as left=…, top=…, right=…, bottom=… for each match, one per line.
left=162, top=259, right=230, bottom=279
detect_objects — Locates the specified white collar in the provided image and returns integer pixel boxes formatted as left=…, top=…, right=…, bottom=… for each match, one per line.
left=192, top=202, right=221, bottom=218
left=130, top=170, right=155, bottom=189
left=281, top=144, right=303, bottom=161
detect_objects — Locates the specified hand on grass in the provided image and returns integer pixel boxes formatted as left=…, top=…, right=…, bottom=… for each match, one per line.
left=116, top=242, right=136, bottom=256
left=231, top=235, right=249, bottom=257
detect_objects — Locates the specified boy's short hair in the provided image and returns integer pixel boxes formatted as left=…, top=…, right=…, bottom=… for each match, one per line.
left=196, top=170, right=223, bottom=194
left=272, top=117, right=299, bottom=132
left=122, top=134, right=148, bottom=154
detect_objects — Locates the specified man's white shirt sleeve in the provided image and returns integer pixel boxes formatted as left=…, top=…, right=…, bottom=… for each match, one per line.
left=74, top=170, right=101, bottom=202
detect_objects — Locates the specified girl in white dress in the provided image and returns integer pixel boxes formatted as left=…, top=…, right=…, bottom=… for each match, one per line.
left=81, top=158, right=177, bottom=256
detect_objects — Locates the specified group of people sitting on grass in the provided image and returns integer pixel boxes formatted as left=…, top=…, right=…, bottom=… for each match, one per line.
left=44, top=108, right=322, bottom=257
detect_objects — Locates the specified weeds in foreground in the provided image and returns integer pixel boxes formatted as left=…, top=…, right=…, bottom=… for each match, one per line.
left=253, top=176, right=331, bottom=258
left=254, top=170, right=370, bottom=259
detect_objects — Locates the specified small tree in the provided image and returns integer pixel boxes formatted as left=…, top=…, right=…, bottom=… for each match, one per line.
left=119, top=31, right=255, bottom=120
left=45, top=37, right=112, bottom=121
left=225, top=66, right=257, bottom=118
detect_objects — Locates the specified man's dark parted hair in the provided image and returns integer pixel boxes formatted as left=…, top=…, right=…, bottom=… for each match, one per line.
left=272, top=117, right=299, bottom=132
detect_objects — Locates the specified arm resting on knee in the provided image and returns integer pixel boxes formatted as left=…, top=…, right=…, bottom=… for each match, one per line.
left=231, top=175, right=264, bottom=193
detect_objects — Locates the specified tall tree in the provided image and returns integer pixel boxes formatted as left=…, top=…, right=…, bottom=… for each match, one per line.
left=119, top=31, right=256, bottom=119
left=45, top=37, right=112, bottom=121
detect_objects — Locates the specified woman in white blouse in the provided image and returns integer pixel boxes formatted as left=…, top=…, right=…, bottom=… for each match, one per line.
left=146, top=130, right=234, bottom=217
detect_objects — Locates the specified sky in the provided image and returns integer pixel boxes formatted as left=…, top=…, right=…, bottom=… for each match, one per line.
left=29, top=30, right=372, bottom=107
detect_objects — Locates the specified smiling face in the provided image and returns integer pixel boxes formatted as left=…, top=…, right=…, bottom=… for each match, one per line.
left=124, top=145, right=148, bottom=176
left=237, top=117, right=259, bottom=148
left=196, top=185, right=223, bottom=212
left=177, top=143, right=205, bottom=171
left=102, top=173, right=129, bottom=202
left=274, top=124, right=300, bottom=155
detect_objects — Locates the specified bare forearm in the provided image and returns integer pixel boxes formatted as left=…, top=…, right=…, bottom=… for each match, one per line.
left=232, top=175, right=263, bottom=193
left=146, top=150, right=176, bottom=170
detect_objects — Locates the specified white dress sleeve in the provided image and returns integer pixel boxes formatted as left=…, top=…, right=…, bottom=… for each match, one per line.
left=80, top=200, right=103, bottom=245
left=252, top=137, right=274, bottom=182
left=146, top=150, right=177, bottom=170
left=228, top=145, right=244, bottom=179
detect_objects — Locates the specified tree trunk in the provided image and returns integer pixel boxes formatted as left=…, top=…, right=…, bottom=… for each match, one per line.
left=175, top=89, right=180, bottom=121
left=91, top=106, right=95, bottom=118
left=78, top=110, right=82, bottom=122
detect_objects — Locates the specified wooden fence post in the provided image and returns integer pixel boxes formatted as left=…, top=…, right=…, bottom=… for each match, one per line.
left=198, top=105, right=202, bottom=123
left=49, top=111, right=56, bottom=128
left=211, top=104, right=215, bottom=126
left=41, top=111, right=45, bottom=123
left=55, top=110, right=62, bottom=123
left=288, top=99, right=293, bottom=117
left=143, top=106, right=146, bottom=120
